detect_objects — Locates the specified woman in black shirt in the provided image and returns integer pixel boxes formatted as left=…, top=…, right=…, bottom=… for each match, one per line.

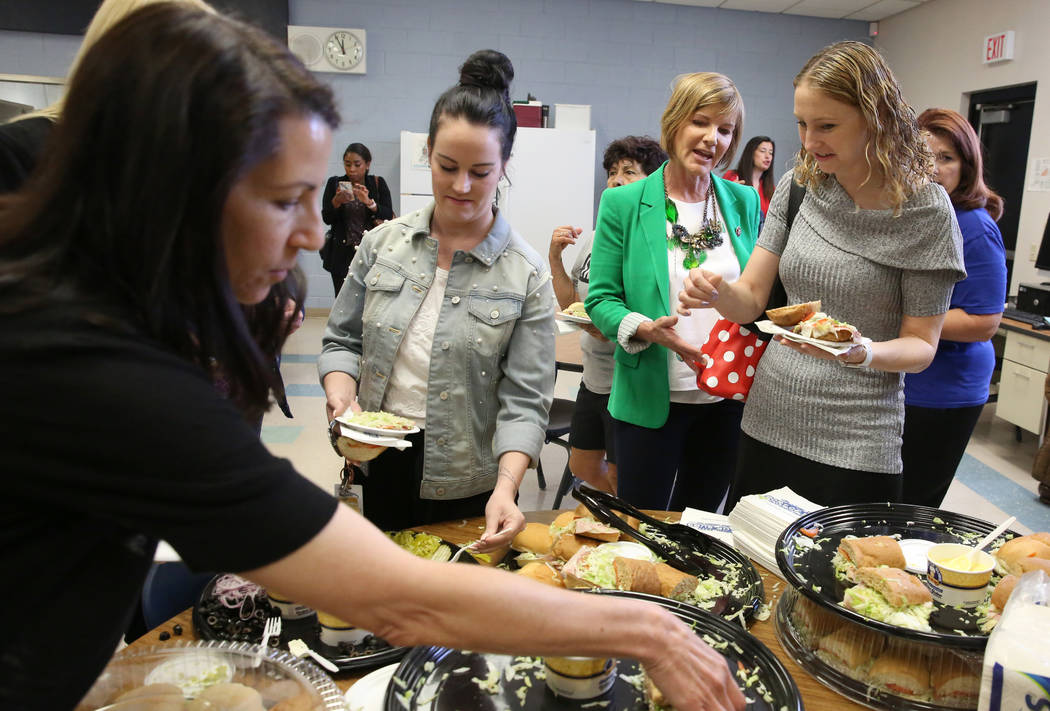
left=321, top=142, right=393, bottom=294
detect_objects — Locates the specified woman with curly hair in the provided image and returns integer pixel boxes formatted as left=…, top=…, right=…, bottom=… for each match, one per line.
left=901, top=108, right=1006, bottom=507
left=679, top=41, right=965, bottom=507
left=547, top=135, right=667, bottom=494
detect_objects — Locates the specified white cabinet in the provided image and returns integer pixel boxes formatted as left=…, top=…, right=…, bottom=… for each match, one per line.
left=996, top=330, right=1050, bottom=434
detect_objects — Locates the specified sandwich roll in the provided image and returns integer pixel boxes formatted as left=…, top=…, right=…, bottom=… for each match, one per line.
left=991, top=574, right=1019, bottom=611
left=816, top=625, right=885, bottom=672
left=930, top=655, right=980, bottom=707
left=335, top=437, right=388, bottom=462
left=612, top=557, right=661, bottom=595
left=995, top=535, right=1050, bottom=576
left=793, top=312, right=861, bottom=342
left=867, top=650, right=932, bottom=699
left=1019, top=556, right=1050, bottom=575
left=654, top=563, right=699, bottom=601
left=853, top=567, right=932, bottom=608
left=517, top=561, right=564, bottom=587
left=1029, top=531, right=1050, bottom=546
left=834, top=536, right=906, bottom=582
left=561, top=547, right=600, bottom=589
left=553, top=533, right=598, bottom=562
left=765, top=300, right=821, bottom=328
left=573, top=518, right=621, bottom=543
left=511, top=523, right=554, bottom=555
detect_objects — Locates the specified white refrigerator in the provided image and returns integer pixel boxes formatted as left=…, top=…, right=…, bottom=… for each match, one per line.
left=399, top=127, right=596, bottom=264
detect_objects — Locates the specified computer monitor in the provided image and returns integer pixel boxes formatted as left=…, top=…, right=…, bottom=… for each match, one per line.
left=1034, top=211, right=1050, bottom=283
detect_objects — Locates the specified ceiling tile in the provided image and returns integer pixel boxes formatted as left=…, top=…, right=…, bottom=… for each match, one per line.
left=782, top=0, right=873, bottom=17
left=844, top=0, right=922, bottom=20
left=719, top=0, right=800, bottom=12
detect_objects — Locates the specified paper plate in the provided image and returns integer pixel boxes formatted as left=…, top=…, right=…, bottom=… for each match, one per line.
left=346, top=663, right=399, bottom=711
left=384, top=590, right=801, bottom=711
left=556, top=311, right=591, bottom=325
left=754, top=319, right=862, bottom=355
left=334, top=415, right=420, bottom=437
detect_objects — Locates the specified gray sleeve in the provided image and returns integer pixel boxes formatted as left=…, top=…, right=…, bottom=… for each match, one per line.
left=492, top=268, right=556, bottom=466
left=756, top=171, right=799, bottom=257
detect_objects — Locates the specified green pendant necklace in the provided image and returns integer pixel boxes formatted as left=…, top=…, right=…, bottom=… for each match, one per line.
left=664, top=174, right=724, bottom=269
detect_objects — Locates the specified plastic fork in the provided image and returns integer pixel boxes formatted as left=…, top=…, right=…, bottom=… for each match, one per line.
left=255, top=616, right=281, bottom=666
left=288, top=638, right=340, bottom=673
left=449, top=541, right=479, bottom=563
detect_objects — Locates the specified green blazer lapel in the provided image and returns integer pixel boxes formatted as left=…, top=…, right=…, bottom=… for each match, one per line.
left=641, top=164, right=670, bottom=314
left=711, top=175, right=750, bottom=271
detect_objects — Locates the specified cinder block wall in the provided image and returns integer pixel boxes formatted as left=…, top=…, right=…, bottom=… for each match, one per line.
left=0, top=0, right=866, bottom=310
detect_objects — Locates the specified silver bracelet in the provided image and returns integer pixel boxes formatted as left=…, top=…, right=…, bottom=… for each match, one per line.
left=840, top=342, right=873, bottom=368
left=498, top=470, right=519, bottom=488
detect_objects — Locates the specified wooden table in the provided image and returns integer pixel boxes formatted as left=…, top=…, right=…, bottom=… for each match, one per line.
left=128, top=510, right=866, bottom=709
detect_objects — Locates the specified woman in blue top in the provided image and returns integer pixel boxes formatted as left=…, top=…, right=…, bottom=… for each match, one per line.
left=902, top=108, right=1006, bottom=507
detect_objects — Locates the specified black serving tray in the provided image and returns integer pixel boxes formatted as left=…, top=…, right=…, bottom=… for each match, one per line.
left=384, top=589, right=803, bottom=711
left=573, top=483, right=764, bottom=622
left=193, top=536, right=479, bottom=672
left=774, top=502, right=1021, bottom=649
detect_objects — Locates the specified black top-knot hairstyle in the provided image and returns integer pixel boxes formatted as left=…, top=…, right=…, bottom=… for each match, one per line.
left=428, top=49, right=517, bottom=163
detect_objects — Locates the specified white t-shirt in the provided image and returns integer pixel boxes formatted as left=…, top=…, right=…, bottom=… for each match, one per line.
left=383, top=267, right=449, bottom=422
left=665, top=196, right=740, bottom=404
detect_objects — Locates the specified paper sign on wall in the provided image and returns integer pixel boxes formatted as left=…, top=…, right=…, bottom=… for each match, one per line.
left=1029, top=158, right=1050, bottom=192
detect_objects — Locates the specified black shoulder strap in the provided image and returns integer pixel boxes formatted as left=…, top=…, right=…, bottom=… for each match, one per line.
left=785, top=178, right=805, bottom=234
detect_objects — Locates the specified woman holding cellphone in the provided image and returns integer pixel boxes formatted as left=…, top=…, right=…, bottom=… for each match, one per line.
left=679, top=41, right=965, bottom=507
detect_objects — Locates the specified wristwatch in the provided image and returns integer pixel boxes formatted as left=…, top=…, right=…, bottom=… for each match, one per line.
left=840, top=342, right=873, bottom=368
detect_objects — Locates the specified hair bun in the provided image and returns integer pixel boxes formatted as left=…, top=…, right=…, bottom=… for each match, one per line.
left=458, top=49, right=514, bottom=96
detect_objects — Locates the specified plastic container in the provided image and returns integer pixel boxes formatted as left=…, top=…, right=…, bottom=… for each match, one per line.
left=775, top=587, right=982, bottom=709
left=927, top=544, right=995, bottom=607
left=317, top=611, right=371, bottom=647
left=543, top=656, right=616, bottom=699
left=75, top=640, right=345, bottom=710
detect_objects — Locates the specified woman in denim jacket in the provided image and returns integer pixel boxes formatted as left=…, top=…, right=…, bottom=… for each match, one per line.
left=319, top=50, right=555, bottom=550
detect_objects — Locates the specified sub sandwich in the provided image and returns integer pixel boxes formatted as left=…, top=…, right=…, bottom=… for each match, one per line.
left=994, top=533, right=1050, bottom=576
left=793, top=312, right=861, bottom=343
left=841, top=567, right=934, bottom=632
left=832, top=535, right=907, bottom=583
left=815, top=625, right=885, bottom=674
left=867, top=649, right=932, bottom=701
left=561, top=542, right=659, bottom=591
left=765, top=300, right=821, bottom=328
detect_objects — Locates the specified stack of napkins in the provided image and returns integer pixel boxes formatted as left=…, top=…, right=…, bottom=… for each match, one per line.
left=726, top=487, right=822, bottom=580
left=679, top=508, right=735, bottom=548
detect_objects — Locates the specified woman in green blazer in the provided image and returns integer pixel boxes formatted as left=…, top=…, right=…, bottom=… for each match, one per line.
left=585, top=72, right=761, bottom=512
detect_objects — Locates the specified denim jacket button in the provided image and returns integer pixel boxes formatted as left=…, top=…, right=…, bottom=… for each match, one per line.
left=451, top=296, right=461, bottom=305
left=435, top=487, right=446, bottom=497
left=370, top=277, right=378, bottom=285
left=437, top=437, right=446, bottom=446
left=439, top=391, right=449, bottom=400
left=490, top=309, right=500, bottom=318
left=441, top=341, right=450, bottom=350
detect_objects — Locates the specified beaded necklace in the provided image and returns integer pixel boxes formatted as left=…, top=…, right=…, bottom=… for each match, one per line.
left=664, top=173, right=724, bottom=269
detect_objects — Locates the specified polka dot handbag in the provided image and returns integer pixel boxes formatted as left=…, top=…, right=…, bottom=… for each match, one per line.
left=693, top=319, right=766, bottom=402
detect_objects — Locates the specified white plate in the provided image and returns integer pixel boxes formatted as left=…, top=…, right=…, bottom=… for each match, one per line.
left=335, top=416, right=420, bottom=437
left=754, top=319, right=864, bottom=355
left=335, top=424, right=412, bottom=447
left=556, top=311, right=591, bottom=325
left=344, top=662, right=399, bottom=711
left=899, top=538, right=938, bottom=574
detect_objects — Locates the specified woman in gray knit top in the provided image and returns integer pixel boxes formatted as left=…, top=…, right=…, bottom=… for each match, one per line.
left=679, top=41, right=965, bottom=507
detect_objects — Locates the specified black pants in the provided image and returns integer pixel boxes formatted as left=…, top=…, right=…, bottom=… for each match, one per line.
left=360, top=430, right=491, bottom=531
left=901, top=403, right=984, bottom=508
left=613, top=400, right=744, bottom=512
left=328, top=245, right=358, bottom=297
left=727, top=432, right=902, bottom=510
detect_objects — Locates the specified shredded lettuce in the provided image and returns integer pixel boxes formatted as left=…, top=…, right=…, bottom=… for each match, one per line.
left=842, top=585, right=933, bottom=631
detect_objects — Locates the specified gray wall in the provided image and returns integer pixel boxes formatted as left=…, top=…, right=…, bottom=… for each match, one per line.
left=0, top=0, right=866, bottom=307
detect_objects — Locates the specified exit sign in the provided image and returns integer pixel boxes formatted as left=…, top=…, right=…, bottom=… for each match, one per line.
left=983, top=31, right=1015, bottom=64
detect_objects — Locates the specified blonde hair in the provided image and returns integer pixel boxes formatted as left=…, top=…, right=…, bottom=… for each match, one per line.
left=21, top=0, right=215, bottom=121
left=792, top=40, right=933, bottom=211
left=660, top=72, right=744, bottom=171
